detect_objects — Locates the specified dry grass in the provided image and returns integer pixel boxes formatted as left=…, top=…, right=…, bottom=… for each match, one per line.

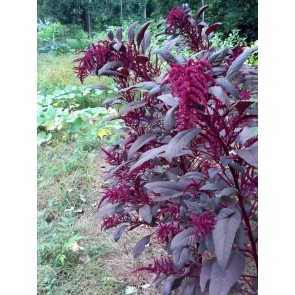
left=38, top=142, right=170, bottom=294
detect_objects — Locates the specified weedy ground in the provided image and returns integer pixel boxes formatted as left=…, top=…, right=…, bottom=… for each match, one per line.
left=37, top=54, right=168, bottom=295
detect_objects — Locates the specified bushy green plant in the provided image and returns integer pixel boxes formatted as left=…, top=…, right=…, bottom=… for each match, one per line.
left=38, top=21, right=71, bottom=55
left=38, top=213, right=84, bottom=267
left=37, top=86, right=123, bottom=145
left=210, top=29, right=247, bottom=49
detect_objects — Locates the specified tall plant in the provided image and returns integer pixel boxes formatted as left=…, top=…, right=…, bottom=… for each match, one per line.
left=74, top=4, right=258, bottom=294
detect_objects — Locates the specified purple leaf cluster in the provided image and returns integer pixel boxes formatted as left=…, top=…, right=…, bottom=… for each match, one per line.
left=74, top=3, right=258, bottom=295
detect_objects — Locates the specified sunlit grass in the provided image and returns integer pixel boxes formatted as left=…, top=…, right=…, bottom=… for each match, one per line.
left=37, top=54, right=112, bottom=93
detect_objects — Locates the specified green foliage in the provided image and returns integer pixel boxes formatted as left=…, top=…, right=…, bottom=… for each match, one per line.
left=37, top=21, right=72, bottom=55
left=205, top=0, right=258, bottom=41
left=38, top=212, right=84, bottom=268
left=37, top=85, right=123, bottom=146
left=210, top=29, right=247, bottom=49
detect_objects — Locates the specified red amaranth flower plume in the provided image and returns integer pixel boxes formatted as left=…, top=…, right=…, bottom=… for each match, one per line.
left=157, top=222, right=181, bottom=243
left=190, top=211, right=216, bottom=240
left=166, top=6, right=187, bottom=31
left=165, top=6, right=205, bottom=51
left=132, top=257, right=177, bottom=281
left=73, top=41, right=112, bottom=83
left=164, top=58, right=215, bottom=130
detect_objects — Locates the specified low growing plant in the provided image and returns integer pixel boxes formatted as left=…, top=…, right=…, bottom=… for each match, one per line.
left=74, top=4, right=258, bottom=295
left=38, top=213, right=84, bottom=268
left=37, top=86, right=122, bottom=145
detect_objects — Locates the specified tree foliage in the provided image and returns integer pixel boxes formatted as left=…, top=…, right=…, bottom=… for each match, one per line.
left=38, top=0, right=257, bottom=41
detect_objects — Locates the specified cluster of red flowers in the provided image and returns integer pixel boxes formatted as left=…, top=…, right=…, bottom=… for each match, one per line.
left=165, top=5, right=206, bottom=51
left=165, top=59, right=215, bottom=130
left=73, top=41, right=112, bottom=83
left=157, top=222, right=181, bottom=243
left=190, top=211, right=216, bottom=240
left=132, top=257, right=177, bottom=281
left=166, top=5, right=188, bottom=33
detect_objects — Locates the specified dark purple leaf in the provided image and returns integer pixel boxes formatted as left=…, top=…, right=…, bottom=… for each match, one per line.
left=226, top=46, right=258, bottom=81
left=95, top=203, right=122, bottom=220
left=98, top=61, right=124, bottom=76
left=144, top=180, right=188, bottom=198
left=135, top=55, right=149, bottom=65
left=195, top=49, right=210, bottom=60
left=228, top=161, right=245, bottom=173
left=119, top=100, right=147, bottom=116
left=104, top=160, right=133, bottom=179
left=236, top=126, right=255, bottom=144
left=234, top=224, right=246, bottom=246
left=140, top=204, right=153, bottom=224
left=184, top=171, right=206, bottom=180
left=112, top=41, right=122, bottom=52
left=133, top=235, right=151, bottom=259
left=208, top=48, right=232, bottom=67
left=204, top=22, right=222, bottom=37
left=153, top=49, right=178, bottom=64
left=136, top=21, right=151, bottom=48
left=85, top=84, right=110, bottom=90
left=200, top=183, right=220, bottom=191
left=205, top=235, right=215, bottom=252
left=212, top=209, right=241, bottom=270
left=165, top=128, right=200, bottom=162
left=208, top=86, right=231, bottom=107
left=172, top=247, right=190, bottom=270
left=163, top=277, right=182, bottom=295
left=170, top=227, right=196, bottom=250
left=142, top=31, right=151, bottom=54
left=162, top=38, right=179, bottom=52
left=164, top=105, right=178, bottom=132
left=100, top=115, right=119, bottom=124
left=99, top=70, right=126, bottom=77
left=209, top=250, right=245, bottom=295
left=235, top=141, right=258, bottom=167
left=129, top=145, right=167, bottom=172
left=116, top=27, right=123, bottom=42
left=196, top=5, right=209, bottom=22
left=128, top=21, right=139, bottom=44
left=189, top=18, right=196, bottom=28
left=216, top=208, right=236, bottom=220
left=102, top=96, right=122, bottom=106
left=115, top=127, right=130, bottom=133
left=234, top=100, right=254, bottom=115
left=108, top=30, right=114, bottom=41
left=216, top=187, right=238, bottom=198
left=181, top=278, right=203, bottom=295
left=216, top=77, right=239, bottom=99
left=184, top=200, right=202, bottom=213
left=212, top=67, right=226, bottom=77
left=157, top=94, right=178, bottom=107
left=155, top=274, right=168, bottom=287
left=148, top=85, right=162, bottom=97
left=114, top=224, right=129, bottom=242
left=135, top=81, right=158, bottom=90
left=128, top=133, right=157, bottom=160
left=200, top=257, right=215, bottom=292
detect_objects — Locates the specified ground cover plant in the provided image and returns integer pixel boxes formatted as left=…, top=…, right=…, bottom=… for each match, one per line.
left=74, top=3, right=258, bottom=295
